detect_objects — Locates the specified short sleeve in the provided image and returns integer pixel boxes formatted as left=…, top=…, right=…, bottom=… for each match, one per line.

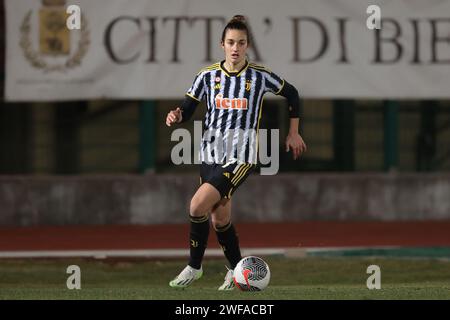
left=264, top=70, right=285, bottom=95
left=186, top=71, right=206, bottom=102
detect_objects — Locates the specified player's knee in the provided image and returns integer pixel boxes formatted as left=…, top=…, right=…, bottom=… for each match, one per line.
left=211, top=215, right=230, bottom=230
left=189, top=198, right=208, bottom=217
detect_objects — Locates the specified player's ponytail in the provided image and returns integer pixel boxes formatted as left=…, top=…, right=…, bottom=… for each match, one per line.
left=221, top=15, right=251, bottom=46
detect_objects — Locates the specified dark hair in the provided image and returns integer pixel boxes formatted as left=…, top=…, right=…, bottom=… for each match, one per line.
left=221, top=15, right=251, bottom=45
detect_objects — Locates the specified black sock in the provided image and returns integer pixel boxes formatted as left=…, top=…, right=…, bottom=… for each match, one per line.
left=215, top=222, right=242, bottom=269
left=188, top=215, right=210, bottom=270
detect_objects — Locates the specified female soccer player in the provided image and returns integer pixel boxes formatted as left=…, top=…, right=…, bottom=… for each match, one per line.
left=166, top=15, right=307, bottom=290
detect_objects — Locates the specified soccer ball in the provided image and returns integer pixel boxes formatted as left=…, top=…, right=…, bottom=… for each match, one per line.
left=233, top=256, right=271, bottom=291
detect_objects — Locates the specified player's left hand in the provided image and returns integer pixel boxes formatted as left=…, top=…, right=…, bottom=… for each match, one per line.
left=286, top=133, right=307, bottom=160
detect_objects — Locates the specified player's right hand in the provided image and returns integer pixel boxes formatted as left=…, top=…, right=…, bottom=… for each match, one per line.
left=166, top=107, right=182, bottom=126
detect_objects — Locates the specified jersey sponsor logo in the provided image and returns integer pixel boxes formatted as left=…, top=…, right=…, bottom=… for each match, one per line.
left=215, top=94, right=248, bottom=110
left=214, top=83, right=221, bottom=90
left=215, top=77, right=221, bottom=82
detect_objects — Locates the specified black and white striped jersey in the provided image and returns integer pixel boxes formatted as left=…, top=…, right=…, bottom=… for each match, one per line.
left=186, top=60, right=285, bottom=165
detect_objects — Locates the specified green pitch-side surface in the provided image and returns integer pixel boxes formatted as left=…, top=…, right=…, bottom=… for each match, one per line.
left=0, top=257, right=449, bottom=300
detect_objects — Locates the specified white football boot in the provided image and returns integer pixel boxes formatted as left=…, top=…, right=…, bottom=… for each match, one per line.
left=169, top=265, right=203, bottom=288
left=218, top=266, right=235, bottom=291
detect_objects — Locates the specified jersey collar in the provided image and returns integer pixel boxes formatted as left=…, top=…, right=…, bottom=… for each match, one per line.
left=220, top=60, right=249, bottom=77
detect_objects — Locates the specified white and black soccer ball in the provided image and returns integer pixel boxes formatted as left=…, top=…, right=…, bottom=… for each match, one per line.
left=233, top=256, right=271, bottom=291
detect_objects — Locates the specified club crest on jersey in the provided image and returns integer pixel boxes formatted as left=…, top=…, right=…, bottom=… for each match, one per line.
left=215, top=77, right=221, bottom=82
left=215, top=94, right=248, bottom=110
left=246, top=80, right=252, bottom=91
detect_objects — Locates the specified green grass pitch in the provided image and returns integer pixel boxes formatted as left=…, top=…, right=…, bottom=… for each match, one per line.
left=0, top=257, right=449, bottom=300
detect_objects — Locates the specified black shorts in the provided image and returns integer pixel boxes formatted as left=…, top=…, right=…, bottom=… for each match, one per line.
left=200, top=161, right=256, bottom=199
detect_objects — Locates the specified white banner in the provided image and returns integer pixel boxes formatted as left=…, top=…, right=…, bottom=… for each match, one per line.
left=5, top=0, right=450, bottom=101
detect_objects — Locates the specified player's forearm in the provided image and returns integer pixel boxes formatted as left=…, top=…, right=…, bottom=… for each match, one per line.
left=288, top=117, right=300, bottom=135
left=179, top=95, right=199, bottom=123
